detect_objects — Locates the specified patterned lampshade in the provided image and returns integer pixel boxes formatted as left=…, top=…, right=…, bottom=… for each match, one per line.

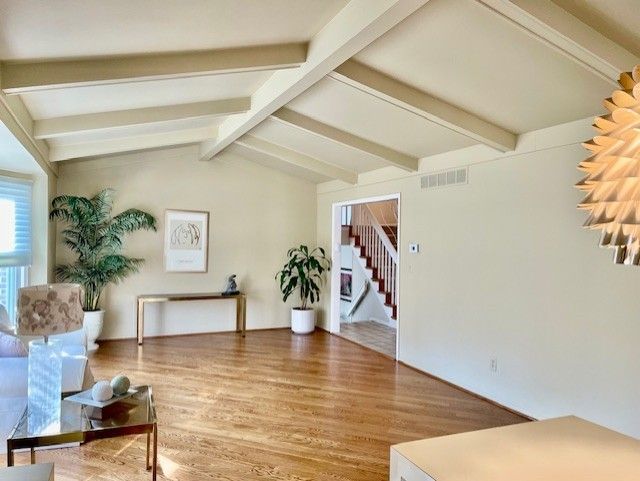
left=17, top=284, right=84, bottom=337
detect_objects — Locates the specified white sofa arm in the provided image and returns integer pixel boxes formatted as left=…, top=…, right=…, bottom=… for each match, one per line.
left=0, top=346, right=88, bottom=398
left=0, top=396, right=26, bottom=455
left=0, top=358, right=28, bottom=398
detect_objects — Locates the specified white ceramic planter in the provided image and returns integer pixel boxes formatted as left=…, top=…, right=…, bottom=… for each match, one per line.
left=83, top=310, right=105, bottom=351
left=291, top=308, right=315, bottom=334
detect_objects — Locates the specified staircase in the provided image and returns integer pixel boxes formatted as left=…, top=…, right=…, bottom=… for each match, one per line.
left=345, top=204, right=398, bottom=322
left=381, top=225, right=398, bottom=250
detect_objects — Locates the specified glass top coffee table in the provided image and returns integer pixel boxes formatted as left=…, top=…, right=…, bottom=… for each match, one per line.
left=7, top=385, right=157, bottom=480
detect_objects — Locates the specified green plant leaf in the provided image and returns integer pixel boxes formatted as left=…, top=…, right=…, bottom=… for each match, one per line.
left=275, top=244, right=331, bottom=309
left=50, top=190, right=156, bottom=310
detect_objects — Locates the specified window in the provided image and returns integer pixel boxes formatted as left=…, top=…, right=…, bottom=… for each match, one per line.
left=0, top=175, right=31, bottom=324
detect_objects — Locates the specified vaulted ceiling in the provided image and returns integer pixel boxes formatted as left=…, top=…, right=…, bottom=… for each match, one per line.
left=0, top=0, right=638, bottom=184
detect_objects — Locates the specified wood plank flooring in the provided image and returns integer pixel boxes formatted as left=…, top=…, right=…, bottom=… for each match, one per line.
left=337, top=321, right=396, bottom=358
left=8, top=329, right=527, bottom=481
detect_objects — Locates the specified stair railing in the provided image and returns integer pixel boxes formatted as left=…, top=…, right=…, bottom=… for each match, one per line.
left=346, top=280, right=370, bottom=318
left=351, top=204, right=398, bottom=306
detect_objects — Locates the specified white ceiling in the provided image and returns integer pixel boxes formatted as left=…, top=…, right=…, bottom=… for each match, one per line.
left=46, top=116, right=225, bottom=146
left=0, top=0, right=347, bottom=59
left=551, top=0, right=640, bottom=58
left=354, top=0, right=613, bottom=134
left=21, top=71, right=271, bottom=119
left=0, top=122, right=41, bottom=174
left=0, top=0, right=637, bottom=183
left=252, top=119, right=389, bottom=174
left=228, top=143, right=332, bottom=184
left=287, top=77, right=476, bottom=157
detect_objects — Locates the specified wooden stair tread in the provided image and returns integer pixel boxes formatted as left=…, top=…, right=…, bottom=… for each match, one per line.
left=348, top=229, right=397, bottom=322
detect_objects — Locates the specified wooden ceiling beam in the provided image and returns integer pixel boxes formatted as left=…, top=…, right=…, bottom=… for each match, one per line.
left=1, top=43, right=307, bottom=94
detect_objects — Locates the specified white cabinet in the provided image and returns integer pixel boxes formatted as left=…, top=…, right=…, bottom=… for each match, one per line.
left=389, top=416, right=640, bottom=481
left=390, top=449, right=434, bottom=481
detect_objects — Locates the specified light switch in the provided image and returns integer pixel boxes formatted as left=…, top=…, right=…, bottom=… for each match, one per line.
left=409, top=243, right=420, bottom=253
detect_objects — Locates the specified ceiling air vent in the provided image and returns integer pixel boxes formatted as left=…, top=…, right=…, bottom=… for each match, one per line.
left=420, top=167, right=468, bottom=190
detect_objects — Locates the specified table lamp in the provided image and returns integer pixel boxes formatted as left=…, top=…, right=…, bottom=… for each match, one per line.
left=17, top=284, right=84, bottom=434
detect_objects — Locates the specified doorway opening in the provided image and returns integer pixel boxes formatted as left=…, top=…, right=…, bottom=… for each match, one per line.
left=330, top=194, right=400, bottom=359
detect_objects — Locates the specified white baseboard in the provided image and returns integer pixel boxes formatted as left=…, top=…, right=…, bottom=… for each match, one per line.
left=370, top=316, right=397, bottom=329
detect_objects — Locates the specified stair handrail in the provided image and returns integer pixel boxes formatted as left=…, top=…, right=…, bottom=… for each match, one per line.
left=363, top=204, right=398, bottom=263
left=346, top=280, right=369, bottom=317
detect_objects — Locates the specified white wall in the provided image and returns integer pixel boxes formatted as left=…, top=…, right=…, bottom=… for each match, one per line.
left=57, top=145, right=316, bottom=340
left=317, top=117, right=640, bottom=438
left=0, top=121, right=56, bottom=284
left=340, top=245, right=389, bottom=324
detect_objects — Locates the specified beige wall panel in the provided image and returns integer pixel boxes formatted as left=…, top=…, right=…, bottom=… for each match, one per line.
left=317, top=117, right=640, bottom=438
left=57, top=145, right=316, bottom=339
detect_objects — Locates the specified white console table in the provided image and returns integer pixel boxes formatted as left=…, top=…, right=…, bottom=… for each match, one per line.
left=391, top=416, right=640, bottom=481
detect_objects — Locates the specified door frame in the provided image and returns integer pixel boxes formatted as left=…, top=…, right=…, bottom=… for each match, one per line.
left=330, top=192, right=401, bottom=359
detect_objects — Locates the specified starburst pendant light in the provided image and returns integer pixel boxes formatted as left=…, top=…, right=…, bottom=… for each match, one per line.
left=577, top=65, right=640, bottom=265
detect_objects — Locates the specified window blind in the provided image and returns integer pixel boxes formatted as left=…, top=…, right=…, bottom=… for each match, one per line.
left=0, top=175, right=32, bottom=267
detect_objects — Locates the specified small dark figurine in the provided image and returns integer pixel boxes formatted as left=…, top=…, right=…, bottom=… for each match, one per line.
left=223, top=274, right=239, bottom=295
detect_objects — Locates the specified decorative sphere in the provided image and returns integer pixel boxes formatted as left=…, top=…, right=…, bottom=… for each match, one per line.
left=92, top=380, right=113, bottom=402
left=110, top=375, right=131, bottom=395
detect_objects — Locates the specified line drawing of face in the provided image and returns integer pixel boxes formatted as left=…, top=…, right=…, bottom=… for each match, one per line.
left=170, top=221, right=202, bottom=249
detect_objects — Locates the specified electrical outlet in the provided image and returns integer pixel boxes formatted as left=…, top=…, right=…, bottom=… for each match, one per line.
left=409, top=243, right=420, bottom=253
left=490, top=358, right=498, bottom=373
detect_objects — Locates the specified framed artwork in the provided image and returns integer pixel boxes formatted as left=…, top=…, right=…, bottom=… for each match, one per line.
left=340, top=269, right=352, bottom=301
left=164, top=210, right=209, bottom=272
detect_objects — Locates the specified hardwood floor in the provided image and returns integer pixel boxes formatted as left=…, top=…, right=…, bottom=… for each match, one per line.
left=9, top=329, right=527, bottom=481
left=337, top=321, right=396, bottom=358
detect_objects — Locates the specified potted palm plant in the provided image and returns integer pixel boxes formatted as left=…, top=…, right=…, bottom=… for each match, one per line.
left=50, top=189, right=157, bottom=350
left=276, top=245, right=330, bottom=334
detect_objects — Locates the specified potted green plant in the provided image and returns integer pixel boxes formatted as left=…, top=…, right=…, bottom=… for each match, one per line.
left=276, top=245, right=331, bottom=334
left=49, top=189, right=157, bottom=350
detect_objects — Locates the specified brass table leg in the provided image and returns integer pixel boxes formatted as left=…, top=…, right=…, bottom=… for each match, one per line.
left=30, top=447, right=35, bottom=464
left=241, top=295, right=246, bottom=337
left=235, top=295, right=246, bottom=337
left=146, top=432, right=151, bottom=470
left=236, top=296, right=241, bottom=334
left=152, top=423, right=158, bottom=481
